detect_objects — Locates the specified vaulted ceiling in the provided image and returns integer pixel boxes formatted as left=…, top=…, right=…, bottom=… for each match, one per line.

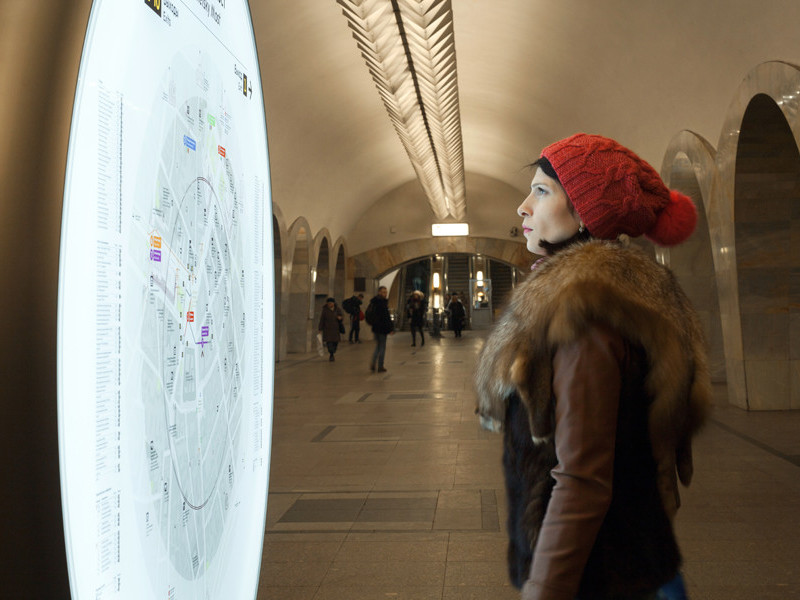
left=253, top=1, right=800, bottom=253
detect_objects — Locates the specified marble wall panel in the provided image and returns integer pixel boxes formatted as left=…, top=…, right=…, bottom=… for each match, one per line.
left=736, top=267, right=790, bottom=314
left=791, top=361, right=800, bottom=409
left=744, top=359, right=790, bottom=410
left=286, top=220, right=313, bottom=354
left=789, top=225, right=800, bottom=268
left=713, top=61, right=800, bottom=409
left=734, top=81, right=800, bottom=410
left=790, top=312, right=800, bottom=360
left=735, top=222, right=790, bottom=269
left=273, top=215, right=285, bottom=361
left=333, top=244, right=347, bottom=303
left=740, top=313, right=789, bottom=359
left=661, top=137, right=727, bottom=382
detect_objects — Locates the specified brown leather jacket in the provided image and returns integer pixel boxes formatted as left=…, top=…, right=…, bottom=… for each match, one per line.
left=520, top=324, right=679, bottom=599
left=475, top=242, right=711, bottom=599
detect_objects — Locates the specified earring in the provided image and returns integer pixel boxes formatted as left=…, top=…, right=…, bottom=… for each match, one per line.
left=578, top=223, right=585, bottom=233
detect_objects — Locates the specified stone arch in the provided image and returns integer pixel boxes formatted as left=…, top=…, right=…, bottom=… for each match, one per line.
left=313, top=229, right=332, bottom=319
left=660, top=131, right=725, bottom=383
left=715, top=60, right=800, bottom=409
left=332, top=238, right=347, bottom=304
left=350, top=236, right=530, bottom=280
left=272, top=211, right=286, bottom=361
left=285, top=217, right=313, bottom=354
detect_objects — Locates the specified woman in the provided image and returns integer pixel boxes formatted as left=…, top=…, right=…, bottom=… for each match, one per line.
left=447, top=292, right=466, bottom=338
left=475, top=134, right=711, bottom=600
left=406, top=290, right=427, bottom=346
left=318, top=296, right=343, bottom=362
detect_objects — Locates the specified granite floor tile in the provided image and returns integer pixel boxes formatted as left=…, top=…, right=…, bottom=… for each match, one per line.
left=444, top=560, right=513, bottom=587
left=255, top=586, right=317, bottom=600
left=258, top=333, right=800, bottom=599
left=258, top=560, right=331, bottom=588
left=442, top=586, right=520, bottom=600
left=321, top=560, right=446, bottom=588
left=446, top=533, right=508, bottom=562
left=335, top=538, right=448, bottom=563
left=313, top=586, right=443, bottom=600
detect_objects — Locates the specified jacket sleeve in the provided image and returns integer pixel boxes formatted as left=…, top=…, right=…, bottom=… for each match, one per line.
left=522, top=324, right=624, bottom=600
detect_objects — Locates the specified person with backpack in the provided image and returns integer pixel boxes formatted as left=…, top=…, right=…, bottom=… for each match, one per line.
left=343, top=293, right=364, bottom=343
left=365, top=286, right=394, bottom=372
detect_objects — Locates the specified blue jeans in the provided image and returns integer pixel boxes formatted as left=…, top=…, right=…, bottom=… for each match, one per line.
left=576, top=573, right=687, bottom=600
left=372, top=333, right=387, bottom=368
left=656, top=573, right=688, bottom=599
left=349, top=317, right=360, bottom=342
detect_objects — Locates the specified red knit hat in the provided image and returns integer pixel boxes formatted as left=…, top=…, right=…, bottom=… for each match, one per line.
left=540, top=133, right=697, bottom=246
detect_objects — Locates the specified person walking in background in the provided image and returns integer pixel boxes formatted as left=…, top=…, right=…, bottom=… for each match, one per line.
left=447, top=292, right=466, bottom=338
left=365, top=286, right=394, bottom=372
left=318, top=296, right=344, bottom=362
left=406, top=290, right=427, bottom=347
left=475, top=133, right=710, bottom=600
left=343, top=293, right=363, bottom=343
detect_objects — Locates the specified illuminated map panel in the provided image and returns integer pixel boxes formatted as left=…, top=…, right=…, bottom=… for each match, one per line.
left=58, top=1, right=274, bottom=598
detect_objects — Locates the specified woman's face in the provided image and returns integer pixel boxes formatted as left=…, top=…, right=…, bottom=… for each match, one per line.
left=517, top=167, right=581, bottom=255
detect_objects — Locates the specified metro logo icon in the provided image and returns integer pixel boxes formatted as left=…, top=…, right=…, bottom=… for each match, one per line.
left=144, top=0, right=161, bottom=17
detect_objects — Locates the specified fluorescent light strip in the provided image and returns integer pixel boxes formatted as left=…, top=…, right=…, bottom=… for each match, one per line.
left=338, top=0, right=466, bottom=221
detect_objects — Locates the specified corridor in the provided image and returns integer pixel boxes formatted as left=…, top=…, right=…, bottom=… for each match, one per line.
left=258, top=332, right=800, bottom=599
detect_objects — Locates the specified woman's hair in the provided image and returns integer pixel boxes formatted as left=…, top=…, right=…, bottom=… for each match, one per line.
left=537, top=228, right=592, bottom=255
left=530, top=156, right=560, bottom=183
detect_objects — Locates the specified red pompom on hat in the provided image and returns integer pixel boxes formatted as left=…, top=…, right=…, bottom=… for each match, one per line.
left=540, top=133, right=697, bottom=246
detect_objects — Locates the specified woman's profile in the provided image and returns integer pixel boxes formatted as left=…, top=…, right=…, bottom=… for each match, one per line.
left=475, top=134, right=711, bottom=600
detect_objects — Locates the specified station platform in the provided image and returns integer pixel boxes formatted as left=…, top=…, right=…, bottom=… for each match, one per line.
left=259, top=331, right=800, bottom=599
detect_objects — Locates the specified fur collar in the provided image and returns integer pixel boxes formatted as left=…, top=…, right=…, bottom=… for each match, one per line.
left=475, top=240, right=711, bottom=513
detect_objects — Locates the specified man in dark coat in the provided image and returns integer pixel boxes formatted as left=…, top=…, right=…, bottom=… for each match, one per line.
left=367, top=286, right=394, bottom=372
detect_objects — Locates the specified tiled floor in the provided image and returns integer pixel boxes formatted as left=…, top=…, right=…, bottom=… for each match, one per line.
left=258, top=330, right=800, bottom=599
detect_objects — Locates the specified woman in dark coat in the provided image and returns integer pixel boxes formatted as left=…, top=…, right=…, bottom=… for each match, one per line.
left=318, top=297, right=343, bottom=361
left=475, top=134, right=710, bottom=600
left=447, top=293, right=466, bottom=338
left=406, top=290, right=428, bottom=346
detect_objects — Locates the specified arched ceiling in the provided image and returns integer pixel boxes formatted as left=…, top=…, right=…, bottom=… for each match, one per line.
left=252, top=0, right=800, bottom=251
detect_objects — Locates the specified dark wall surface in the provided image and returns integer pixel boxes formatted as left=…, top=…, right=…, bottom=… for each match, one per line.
left=0, top=2, right=92, bottom=597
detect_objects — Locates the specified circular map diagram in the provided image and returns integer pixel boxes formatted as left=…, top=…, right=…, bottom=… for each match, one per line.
left=136, top=56, right=248, bottom=581
left=58, top=2, right=273, bottom=599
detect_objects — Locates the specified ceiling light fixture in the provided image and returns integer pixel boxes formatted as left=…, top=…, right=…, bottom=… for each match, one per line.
left=337, top=0, right=466, bottom=221
left=432, top=223, right=468, bottom=236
